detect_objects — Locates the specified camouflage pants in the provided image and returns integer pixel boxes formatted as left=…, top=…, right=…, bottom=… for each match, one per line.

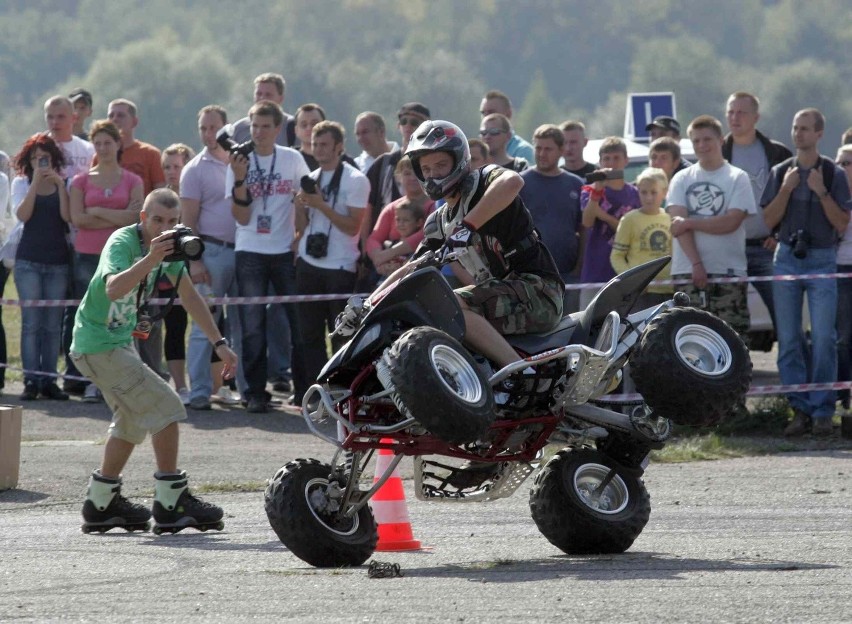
left=455, top=273, right=564, bottom=335
left=673, top=276, right=750, bottom=345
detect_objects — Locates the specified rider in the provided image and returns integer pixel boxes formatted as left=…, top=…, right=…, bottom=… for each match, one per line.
left=377, top=119, right=564, bottom=371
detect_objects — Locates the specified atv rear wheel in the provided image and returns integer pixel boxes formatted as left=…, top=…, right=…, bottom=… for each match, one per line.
left=529, top=449, right=650, bottom=555
left=386, top=326, right=495, bottom=444
left=265, top=458, right=377, bottom=568
left=630, top=307, right=751, bottom=427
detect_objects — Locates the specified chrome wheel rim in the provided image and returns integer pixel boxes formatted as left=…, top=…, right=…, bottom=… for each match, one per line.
left=674, top=324, right=732, bottom=377
left=430, top=344, right=483, bottom=404
left=573, top=463, right=629, bottom=515
left=304, top=477, right=359, bottom=536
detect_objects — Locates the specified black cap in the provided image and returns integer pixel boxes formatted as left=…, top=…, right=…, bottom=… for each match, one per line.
left=645, top=115, right=680, bottom=135
left=398, top=102, right=431, bottom=120
left=69, top=88, right=93, bottom=107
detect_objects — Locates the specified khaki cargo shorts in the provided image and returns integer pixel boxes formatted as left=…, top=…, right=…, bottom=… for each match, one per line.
left=71, top=344, right=186, bottom=445
left=455, top=273, right=564, bottom=335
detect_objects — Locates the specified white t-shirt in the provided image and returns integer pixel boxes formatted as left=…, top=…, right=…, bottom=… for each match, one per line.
left=666, top=161, right=756, bottom=276
left=225, top=146, right=309, bottom=254
left=298, top=162, right=369, bottom=273
left=57, top=136, right=95, bottom=182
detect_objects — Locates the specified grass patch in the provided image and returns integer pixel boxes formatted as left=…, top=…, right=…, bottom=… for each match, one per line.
left=651, top=433, right=766, bottom=463
left=194, top=480, right=266, bottom=494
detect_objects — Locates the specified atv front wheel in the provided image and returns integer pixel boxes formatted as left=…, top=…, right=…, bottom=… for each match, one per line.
left=265, top=458, right=377, bottom=567
left=529, top=449, right=650, bottom=554
left=629, top=307, right=751, bottom=427
left=386, top=326, right=495, bottom=444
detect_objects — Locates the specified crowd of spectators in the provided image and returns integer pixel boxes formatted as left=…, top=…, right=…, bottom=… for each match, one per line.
left=1, top=78, right=850, bottom=437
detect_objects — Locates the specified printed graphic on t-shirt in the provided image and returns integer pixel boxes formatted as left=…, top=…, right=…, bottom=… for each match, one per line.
left=685, top=182, right=726, bottom=217
left=246, top=167, right=294, bottom=199
left=644, top=226, right=669, bottom=252
left=747, top=167, right=768, bottom=201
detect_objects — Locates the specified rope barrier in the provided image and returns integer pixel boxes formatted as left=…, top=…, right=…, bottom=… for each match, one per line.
left=1, top=270, right=850, bottom=307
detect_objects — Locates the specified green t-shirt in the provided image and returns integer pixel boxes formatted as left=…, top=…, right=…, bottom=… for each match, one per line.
left=71, top=225, right=186, bottom=355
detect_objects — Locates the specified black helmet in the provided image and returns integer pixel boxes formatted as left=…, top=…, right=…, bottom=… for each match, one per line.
left=405, top=120, right=471, bottom=200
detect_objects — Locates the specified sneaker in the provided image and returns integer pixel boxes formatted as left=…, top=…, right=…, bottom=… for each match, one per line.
left=177, top=388, right=190, bottom=405
left=189, top=396, right=212, bottom=411
left=63, top=379, right=87, bottom=395
left=246, top=397, right=269, bottom=414
left=211, top=387, right=241, bottom=405
left=272, top=379, right=292, bottom=393
left=783, top=409, right=811, bottom=437
left=19, top=382, right=39, bottom=401
left=811, top=418, right=834, bottom=437
left=41, top=382, right=69, bottom=401
left=82, top=384, right=103, bottom=403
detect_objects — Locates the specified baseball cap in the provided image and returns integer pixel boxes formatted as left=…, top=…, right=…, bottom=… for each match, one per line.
left=398, top=102, right=431, bottom=120
left=645, top=115, right=680, bottom=134
left=69, top=88, right=93, bottom=107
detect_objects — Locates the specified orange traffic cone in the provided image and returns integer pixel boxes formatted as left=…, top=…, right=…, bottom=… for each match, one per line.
left=369, top=442, right=422, bottom=551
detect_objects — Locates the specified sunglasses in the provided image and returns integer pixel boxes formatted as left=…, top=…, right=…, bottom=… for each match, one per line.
left=479, top=128, right=505, bottom=137
left=838, top=160, right=852, bottom=167
left=398, top=117, right=423, bottom=127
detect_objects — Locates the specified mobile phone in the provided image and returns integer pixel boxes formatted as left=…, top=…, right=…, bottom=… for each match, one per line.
left=38, top=156, right=49, bottom=168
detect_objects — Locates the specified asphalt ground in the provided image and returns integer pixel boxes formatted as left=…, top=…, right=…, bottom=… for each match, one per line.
left=1, top=348, right=851, bottom=622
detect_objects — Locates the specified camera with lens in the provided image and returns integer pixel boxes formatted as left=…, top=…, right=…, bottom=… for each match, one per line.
left=215, top=127, right=254, bottom=158
left=585, top=169, right=624, bottom=183
left=300, top=175, right=318, bottom=194
left=163, top=225, right=205, bottom=262
left=305, top=232, right=329, bottom=259
left=789, top=229, right=809, bottom=260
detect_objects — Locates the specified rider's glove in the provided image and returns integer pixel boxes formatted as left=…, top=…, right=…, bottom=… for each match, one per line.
left=334, top=298, right=364, bottom=337
left=439, top=221, right=476, bottom=262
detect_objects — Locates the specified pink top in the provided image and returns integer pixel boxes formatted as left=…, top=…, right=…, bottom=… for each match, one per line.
left=365, top=197, right=435, bottom=256
left=71, top=169, right=143, bottom=254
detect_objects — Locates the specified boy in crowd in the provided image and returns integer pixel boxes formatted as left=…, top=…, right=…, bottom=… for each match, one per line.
left=578, top=137, right=640, bottom=308
left=610, top=167, right=673, bottom=308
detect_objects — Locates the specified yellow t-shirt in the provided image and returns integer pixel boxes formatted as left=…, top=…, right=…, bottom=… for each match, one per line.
left=610, top=209, right=672, bottom=293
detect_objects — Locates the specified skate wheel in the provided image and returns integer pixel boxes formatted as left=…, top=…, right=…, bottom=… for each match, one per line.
left=215, top=521, right=224, bottom=531
left=81, top=525, right=92, bottom=534
left=152, top=526, right=164, bottom=535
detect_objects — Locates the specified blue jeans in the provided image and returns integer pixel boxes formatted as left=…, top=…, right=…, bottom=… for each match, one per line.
left=266, top=285, right=291, bottom=382
left=235, top=251, right=302, bottom=401
left=773, top=243, right=837, bottom=420
left=746, top=243, right=776, bottom=330
left=14, top=260, right=69, bottom=386
left=63, top=252, right=100, bottom=381
left=836, top=263, right=852, bottom=408
left=187, top=242, right=246, bottom=401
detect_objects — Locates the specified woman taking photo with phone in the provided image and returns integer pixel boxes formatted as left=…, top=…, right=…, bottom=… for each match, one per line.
left=69, top=119, right=143, bottom=402
left=11, top=133, right=71, bottom=400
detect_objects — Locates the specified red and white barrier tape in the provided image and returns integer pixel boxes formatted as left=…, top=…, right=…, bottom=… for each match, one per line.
left=1, top=270, right=850, bottom=307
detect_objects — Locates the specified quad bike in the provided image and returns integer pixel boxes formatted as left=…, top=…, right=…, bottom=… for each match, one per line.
left=264, top=252, right=752, bottom=568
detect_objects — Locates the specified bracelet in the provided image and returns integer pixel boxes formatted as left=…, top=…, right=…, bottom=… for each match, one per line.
left=232, top=191, right=251, bottom=207
left=213, top=337, right=229, bottom=349
left=233, top=179, right=245, bottom=188
left=692, top=261, right=703, bottom=267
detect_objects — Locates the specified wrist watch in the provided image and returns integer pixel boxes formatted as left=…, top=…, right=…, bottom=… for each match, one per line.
left=213, top=337, right=229, bottom=349
left=233, top=179, right=245, bottom=188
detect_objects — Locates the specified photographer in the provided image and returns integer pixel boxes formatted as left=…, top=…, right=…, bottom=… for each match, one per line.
left=227, top=100, right=309, bottom=414
left=72, top=188, right=238, bottom=533
left=762, top=108, right=851, bottom=437
left=294, top=121, right=369, bottom=405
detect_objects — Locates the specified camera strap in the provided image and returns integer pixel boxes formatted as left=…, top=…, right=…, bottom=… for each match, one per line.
left=251, top=147, right=277, bottom=214
left=308, top=160, right=345, bottom=237
left=134, top=223, right=185, bottom=322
